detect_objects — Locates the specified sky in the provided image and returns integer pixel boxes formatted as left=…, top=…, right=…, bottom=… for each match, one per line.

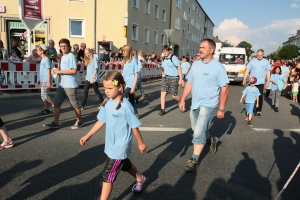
left=198, top=0, right=300, bottom=55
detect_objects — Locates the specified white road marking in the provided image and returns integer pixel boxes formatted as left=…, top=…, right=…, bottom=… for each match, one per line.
left=253, top=128, right=300, bottom=132
left=139, top=127, right=188, bottom=132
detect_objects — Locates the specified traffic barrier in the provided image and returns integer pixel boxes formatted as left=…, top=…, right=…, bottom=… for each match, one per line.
left=0, top=61, right=162, bottom=90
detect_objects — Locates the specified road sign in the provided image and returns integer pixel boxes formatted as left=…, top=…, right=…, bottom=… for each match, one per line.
left=164, top=29, right=173, bottom=38
left=19, top=0, right=44, bottom=30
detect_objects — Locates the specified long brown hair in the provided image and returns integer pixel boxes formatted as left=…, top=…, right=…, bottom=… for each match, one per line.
left=84, top=48, right=93, bottom=66
left=122, top=44, right=133, bottom=63
left=101, top=71, right=125, bottom=110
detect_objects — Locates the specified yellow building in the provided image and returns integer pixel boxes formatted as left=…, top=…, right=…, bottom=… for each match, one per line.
left=0, top=0, right=213, bottom=57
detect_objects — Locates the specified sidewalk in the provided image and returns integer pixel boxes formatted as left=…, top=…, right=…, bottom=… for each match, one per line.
left=0, top=78, right=161, bottom=100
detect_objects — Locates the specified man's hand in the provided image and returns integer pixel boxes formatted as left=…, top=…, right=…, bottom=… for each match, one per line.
left=90, top=79, right=95, bottom=84
left=216, top=110, right=225, bottom=119
left=178, top=79, right=183, bottom=86
left=130, top=87, right=135, bottom=94
left=242, top=79, right=247, bottom=86
left=179, top=100, right=186, bottom=112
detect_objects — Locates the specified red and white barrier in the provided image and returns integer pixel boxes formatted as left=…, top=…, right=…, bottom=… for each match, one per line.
left=0, top=61, right=162, bottom=90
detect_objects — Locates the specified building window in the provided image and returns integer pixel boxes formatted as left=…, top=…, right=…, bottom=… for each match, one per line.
left=188, top=24, right=190, bottom=32
left=162, top=9, right=166, bottom=22
left=154, top=4, right=159, bottom=19
left=69, top=18, right=85, bottom=38
left=153, top=31, right=158, bottom=44
left=132, top=23, right=138, bottom=41
left=145, top=0, right=150, bottom=14
left=144, top=27, right=149, bottom=43
left=182, top=29, right=187, bottom=38
left=132, top=0, right=139, bottom=9
left=183, top=11, right=187, bottom=21
left=176, top=0, right=181, bottom=9
left=175, top=16, right=180, bottom=30
left=189, top=8, right=191, bottom=17
left=161, top=34, right=166, bottom=45
left=185, top=0, right=189, bottom=3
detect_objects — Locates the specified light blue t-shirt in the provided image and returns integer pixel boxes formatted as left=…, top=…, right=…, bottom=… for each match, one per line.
left=162, top=55, right=180, bottom=77
left=97, top=98, right=142, bottom=159
left=123, top=57, right=140, bottom=89
left=86, top=57, right=99, bottom=82
left=59, top=53, right=78, bottom=88
left=186, top=59, right=229, bottom=109
left=180, top=62, right=190, bottom=74
left=270, top=73, right=287, bottom=91
left=280, top=66, right=290, bottom=78
left=246, top=58, right=271, bottom=85
left=39, top=57, right=52, bottom=83
left=242, top=86, right=261, bottom=103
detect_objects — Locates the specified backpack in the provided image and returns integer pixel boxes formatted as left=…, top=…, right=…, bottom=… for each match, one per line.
left=163, top=54, right=178, bottom=68
left=0, top=67, right=5, bottom=86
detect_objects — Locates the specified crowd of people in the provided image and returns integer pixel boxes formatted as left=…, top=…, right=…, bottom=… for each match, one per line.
left=0, top=38, right=229, bottom=200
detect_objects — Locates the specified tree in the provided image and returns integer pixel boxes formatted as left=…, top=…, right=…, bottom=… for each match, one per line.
left=236, top=41, right=254, bottom=61
left=267, top=47, right=281, bottom=60
left=278, top=45, right=299, bottom=60
left=221, top=40, right=234, bottom=47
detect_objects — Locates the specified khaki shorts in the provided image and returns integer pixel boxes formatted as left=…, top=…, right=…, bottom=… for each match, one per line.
left=54, top=87, right=80, bottom=109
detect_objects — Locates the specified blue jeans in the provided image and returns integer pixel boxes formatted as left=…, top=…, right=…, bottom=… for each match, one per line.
left=190, top=106, right=216, bottom=144
left=138, top=76, right=144, bottom=95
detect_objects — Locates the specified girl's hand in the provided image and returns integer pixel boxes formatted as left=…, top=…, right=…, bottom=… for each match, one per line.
left=80, top=135, right=90, bottom=146
left=130, top=87, right=135, bottom=94
left=239, top=99, right=243, bottom=103
left=256, top=103, right=259, bottom=108
left=138, top=143, right=147, bottom=153
left=46, top=82, right=51, bottom=89
left=90, top=79, right=94, bottom=84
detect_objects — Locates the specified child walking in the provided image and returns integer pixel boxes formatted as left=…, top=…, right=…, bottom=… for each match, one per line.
left=240, top=77, right=260, bottom=125
left=37, top=44, right=54, bottom=114
left=291, top=77, right=299, bottom=102
left=80, top=71, right=147, bottom=200
left=270, top=66, right=286, bottom=112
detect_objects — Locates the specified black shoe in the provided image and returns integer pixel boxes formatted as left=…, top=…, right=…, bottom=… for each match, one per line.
left=135, top=97, right=139, bottom=104
left=271, top=105, right=275, bottom=109
left=275, top=107, right=279, bottom=112
left=210, top=137, right=219, bottom=154
left=247, top=120, right=252, bottom=125
left=158, top=110, right=166, bottom=116
left=185, top=158, right=198, bottom=172
left=256, top=112, right=261, bottom=117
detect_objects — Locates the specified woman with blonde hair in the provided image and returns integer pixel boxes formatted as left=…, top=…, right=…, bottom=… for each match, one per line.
left=122, top=45, right=139, bottom=116
left=81, top=48, right=104, bottom=110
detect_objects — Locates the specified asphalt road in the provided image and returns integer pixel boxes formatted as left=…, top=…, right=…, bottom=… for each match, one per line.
left=0, top=81, right=299, bottom=200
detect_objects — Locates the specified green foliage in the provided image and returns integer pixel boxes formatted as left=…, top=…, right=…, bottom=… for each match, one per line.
left=267, top=47, right=281, bottom=60
left=236, top=41, right=254, bottom=61
left=221, top=40, right=234, bottom=47
left=278, top=45, right=299, bottom=60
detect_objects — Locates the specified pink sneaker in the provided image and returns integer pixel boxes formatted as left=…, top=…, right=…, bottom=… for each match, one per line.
left=245, top=116, right=249, bottom=121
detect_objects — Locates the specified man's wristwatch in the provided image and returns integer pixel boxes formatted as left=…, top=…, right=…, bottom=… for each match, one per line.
left=218, top=108, right=225, bottom=113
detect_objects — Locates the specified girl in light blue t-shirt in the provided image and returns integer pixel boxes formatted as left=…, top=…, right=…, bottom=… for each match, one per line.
left=80, top=71, right=147, bottom=200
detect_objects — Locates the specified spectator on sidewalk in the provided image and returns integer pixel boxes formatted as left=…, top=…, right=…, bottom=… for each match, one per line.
left=71, top=44, right=79, bottom=62
left=179, top=39, right=229, bottom=172
left=0, top=40, right=9, bottom=61
left=8, top=50, right=22, bottom=63
left=77, top=43, right=86, bottom=62
left=80, top=48, right=104, bottom=110
left=11, top=39, right=24, bottom=60
left=180, top=56, right=191, bottom=87
left=43, top=38, right=83, bottom=129
left=37, top=44, right=54, bottom=114
left=243, top=49, right=271, bottom=117
left=26, top=49, right=42, bottom=63
left=99, top=49, right=111, bottom=64
left=48, top=39, right=57, bottom=62
left=158, top=45, right=183, bottom=116
left=118, top=47, right=124, bottom=60
left=0, top=118, right=14, bottom=150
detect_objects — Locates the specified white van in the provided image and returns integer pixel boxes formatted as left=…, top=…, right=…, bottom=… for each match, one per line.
left=218, top=47, right=247, bottom=83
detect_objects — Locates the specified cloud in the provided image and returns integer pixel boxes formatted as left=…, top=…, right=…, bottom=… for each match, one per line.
left=214, top=18, right=300, bottom=55
left=290, top=3, right=299, bottom=8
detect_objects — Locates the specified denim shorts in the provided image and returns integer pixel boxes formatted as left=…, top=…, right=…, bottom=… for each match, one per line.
left=190, top=106, right=216, bottom=144
left=245, top=103, right=255, bottom=114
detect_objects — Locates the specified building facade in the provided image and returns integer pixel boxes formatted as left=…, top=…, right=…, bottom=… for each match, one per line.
left=282, top=30, right=300, bottom=51
left=0, top=0, right=213, bottom=57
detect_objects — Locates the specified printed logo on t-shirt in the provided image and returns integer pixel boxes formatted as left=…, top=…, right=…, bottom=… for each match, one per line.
left=203, top=73, right=209, bottom=76
left=112, top=114, right=121, bottom=118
